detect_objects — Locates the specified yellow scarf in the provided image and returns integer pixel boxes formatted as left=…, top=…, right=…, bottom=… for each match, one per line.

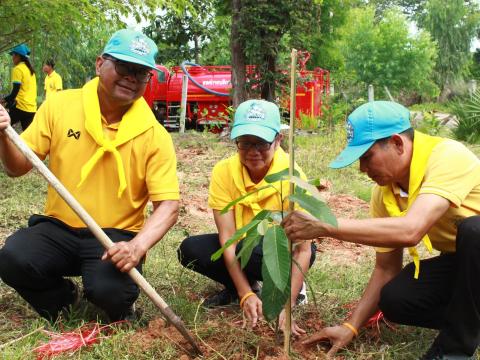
left=77, top=77, right=157, bottom=197
left=381, top=131, right=444, bottom=279
left=230, top=148, right=291, bottom=229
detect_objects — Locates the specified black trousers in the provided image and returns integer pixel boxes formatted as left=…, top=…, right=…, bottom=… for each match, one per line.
left=378, top=216, right=480, bottom=356
left=10, top=106, right=35, bottom=131
left=177, top=233, right=316, bottom=291
left=0, top=215, right=142, bottom=322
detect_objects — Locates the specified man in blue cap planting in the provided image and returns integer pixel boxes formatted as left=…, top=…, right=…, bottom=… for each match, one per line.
left=282, top=101, right=480, bottom=359
left=0, top=30, right=179, bottom=322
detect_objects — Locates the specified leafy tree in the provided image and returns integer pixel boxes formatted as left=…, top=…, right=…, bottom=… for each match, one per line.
left=337, top=6, right=438, bottom=100
left=1, top=0, right=186, bottom=89
left=419, top=0, right=480, bottom=99
left=470, top=48, right=480, bottom=80
left=230, top=0, right=322, bottom=102
left=144, top=0, right=220, bottom=65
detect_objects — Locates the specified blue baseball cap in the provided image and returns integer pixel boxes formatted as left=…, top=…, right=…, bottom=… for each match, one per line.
left=329, top=101, right=412, bottom=169
left=9, top=44, right=31, bottom=57
left=102, top=29, right=158, bottom=69
left=231, top=100, right=281, bottom=142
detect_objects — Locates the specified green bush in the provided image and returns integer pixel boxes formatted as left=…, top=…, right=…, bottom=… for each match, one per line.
left=451, top=91, right=480, bottom=144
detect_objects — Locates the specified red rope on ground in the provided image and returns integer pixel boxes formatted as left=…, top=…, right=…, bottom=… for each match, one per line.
left=33, top=322, right=124, bottom=359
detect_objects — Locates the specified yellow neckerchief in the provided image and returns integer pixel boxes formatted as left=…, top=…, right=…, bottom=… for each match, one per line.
left=78, top=77, right=157, bottom=197
left=230, top=147, right=290, bottom=229
left=381, top=131, right=444, bottom=279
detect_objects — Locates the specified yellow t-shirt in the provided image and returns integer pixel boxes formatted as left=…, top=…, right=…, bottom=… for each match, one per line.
left=44, top=70, right=63, bottom=99
left=21, top=89, right=179, bottom=232
left=371, top=139, right=480, bottom=253
left=11, top=62, right=37, bottom=113
left=208, top=148, right=307, bottom=230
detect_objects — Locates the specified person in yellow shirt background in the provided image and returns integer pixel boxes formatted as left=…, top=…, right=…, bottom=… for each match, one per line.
left=2, top=44, right=37, bottom=131
left=43, top=59, right=63, bottom=100
left=0, top=29, right=179, bottom=323
left=178, top=99, right=316, bottom=335
left=282, top=101, right=480, bottom=360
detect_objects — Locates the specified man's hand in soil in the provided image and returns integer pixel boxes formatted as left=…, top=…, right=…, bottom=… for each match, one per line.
left=302, top=325, right=355, bottom=359
left=0, top=104, right=11, bottom=133
left=279, top=309, right=306, bottom=336
left=282, top=210, right=329, bottom=242
left=242, top=293, right=263, bottom=329
left=102, top=241, right=146, bottom=272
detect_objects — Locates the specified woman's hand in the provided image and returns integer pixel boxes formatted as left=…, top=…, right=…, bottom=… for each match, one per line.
left=241, top=293, right=263, bottom=329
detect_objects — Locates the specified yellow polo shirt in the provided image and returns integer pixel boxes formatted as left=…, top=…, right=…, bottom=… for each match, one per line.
left=11, top=62, right=37, bottom=113
left=371, top=139, right=480, bottom=253
left=21, top=89, right=179, bottom=232
left=44, top=70, right=63, bottom=99
left=209, top=148, right=307, bottom=230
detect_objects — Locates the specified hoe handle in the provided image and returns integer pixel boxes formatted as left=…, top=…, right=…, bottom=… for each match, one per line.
left=4, top=126, right=202, bottom=355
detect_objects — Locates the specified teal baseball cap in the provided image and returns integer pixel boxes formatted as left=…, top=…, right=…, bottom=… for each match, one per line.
left=9, top=44, right=30, bottom=57
left=231, top=100, right=281, bottom=142
left=102, top=29, right=158, bottom=69
left=329, top=101, right=412, bottom=169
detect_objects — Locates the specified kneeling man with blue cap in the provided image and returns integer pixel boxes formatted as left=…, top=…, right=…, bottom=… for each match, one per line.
left=282, top=101, right=480, bottom=359
left=0, top=30, right=179, bottom=322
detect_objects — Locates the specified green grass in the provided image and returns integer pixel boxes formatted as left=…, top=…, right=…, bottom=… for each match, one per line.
left=0, top=129, right=476, bottom=359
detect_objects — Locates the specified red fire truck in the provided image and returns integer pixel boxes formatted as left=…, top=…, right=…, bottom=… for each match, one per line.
left=143, top=57, right=330, bottom=131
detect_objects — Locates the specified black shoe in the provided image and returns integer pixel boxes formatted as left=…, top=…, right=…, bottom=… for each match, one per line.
left=420, top=341, right=474, bottom=360
left=203, top=288, right=238, bottom=308
left=122, top=303, right=141, bottom=322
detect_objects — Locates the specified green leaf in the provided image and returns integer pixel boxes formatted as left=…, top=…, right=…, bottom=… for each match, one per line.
left=261, top=260, right=289, bottom=321
left=264, top=168, right=300, bottom=183
left=236, top=230, right=262, bottom=269
left=289, top=175, right=325, bottom=202
left=289, top=193, right=338, bottom=227
left=220, top=185, right=273, bottom=214
left=210, top=210, right=271, bottom=261
left=262, top=225, right=291, bottom=292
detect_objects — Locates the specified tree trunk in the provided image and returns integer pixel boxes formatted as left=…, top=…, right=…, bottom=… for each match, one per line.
left=194, top=34, right=200, bottom=64
left=261, top=52, right=276, bottom=101
left=231, top=0, right=247, bottom=107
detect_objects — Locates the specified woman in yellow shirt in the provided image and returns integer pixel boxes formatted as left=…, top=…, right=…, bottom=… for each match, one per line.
left=3, top=44, right=37, bottom=130
left=178, top=99, right=316, bottom=335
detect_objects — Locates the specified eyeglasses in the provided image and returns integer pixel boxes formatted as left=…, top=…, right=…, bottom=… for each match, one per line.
left=236, top=140, right=273, bottom=152
left=103, top=56, right=153, bottom=83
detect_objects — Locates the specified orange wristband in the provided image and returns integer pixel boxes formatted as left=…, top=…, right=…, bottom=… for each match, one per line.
left=239, top=291, right=255, bottom=308
left=342, top=322, right=359, bottom=337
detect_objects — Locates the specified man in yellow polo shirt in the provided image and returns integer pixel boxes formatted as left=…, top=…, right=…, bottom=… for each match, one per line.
left=43, top=59, right=63, bottom=100
left=178, top=100, right=316, bottom=335
left=0, top=29, right=179, bottom=322
left=282, top=101, right=480, bottom=359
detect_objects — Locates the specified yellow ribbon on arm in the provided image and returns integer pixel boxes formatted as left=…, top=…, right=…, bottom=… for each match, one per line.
left=77, top=77, right=157, bottom=197
left=229, top=148, right=291, bottom=230
left=381, top=131, right=444, bottom=279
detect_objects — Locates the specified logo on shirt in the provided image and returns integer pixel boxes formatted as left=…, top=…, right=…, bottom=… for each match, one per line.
left=67, top=129, right=81, bottom=140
